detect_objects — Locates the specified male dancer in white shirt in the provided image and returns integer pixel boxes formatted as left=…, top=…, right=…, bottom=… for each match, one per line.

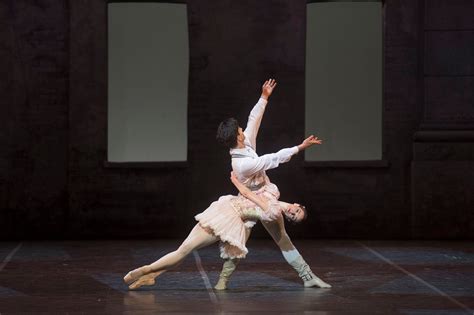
left=214, top=79, right=331, bottom=289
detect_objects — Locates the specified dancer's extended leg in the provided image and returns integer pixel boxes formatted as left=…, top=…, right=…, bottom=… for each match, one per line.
left=261, top=216, right=331, bottom=288
left=124, top=224, right=218, bottom=286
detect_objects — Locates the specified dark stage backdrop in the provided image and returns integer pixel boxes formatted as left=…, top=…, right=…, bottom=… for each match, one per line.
left=1, top=0, right=473, bottom=240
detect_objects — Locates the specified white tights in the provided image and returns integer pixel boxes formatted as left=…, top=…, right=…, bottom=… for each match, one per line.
left=140, top=224, right=218, bottom=276
left=131, top=216, right=297, bottom=283
left=262, top=215, right=296, bottom=252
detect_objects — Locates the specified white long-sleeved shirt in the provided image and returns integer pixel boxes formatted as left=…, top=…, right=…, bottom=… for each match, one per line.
left=229, top=97, right=299, bottom=189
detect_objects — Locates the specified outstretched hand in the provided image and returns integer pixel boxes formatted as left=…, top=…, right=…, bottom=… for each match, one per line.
left=261, top=79, right=277, bottom=100
left=298, top=135, right=323, bottom=151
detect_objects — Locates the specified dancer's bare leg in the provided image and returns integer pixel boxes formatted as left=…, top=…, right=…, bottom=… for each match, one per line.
left=261, top=216, right=331, bottom=288
left=124, top=224, right=218, bottom=287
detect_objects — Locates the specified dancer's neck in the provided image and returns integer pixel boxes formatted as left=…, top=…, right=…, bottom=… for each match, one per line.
left=235, top=141, right=246, bottom=149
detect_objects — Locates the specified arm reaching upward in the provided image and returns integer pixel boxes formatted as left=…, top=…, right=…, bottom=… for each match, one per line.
left=244, top=79, right=277, bottom=149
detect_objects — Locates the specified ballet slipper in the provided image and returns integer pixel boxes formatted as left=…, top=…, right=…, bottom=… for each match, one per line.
left=123, top=265, right=150, bottom=285
left=128, top=270, right=165, bottom=290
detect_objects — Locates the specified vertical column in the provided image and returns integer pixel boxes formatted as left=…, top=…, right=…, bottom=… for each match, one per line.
left=412, top=0, right=474, bottom=238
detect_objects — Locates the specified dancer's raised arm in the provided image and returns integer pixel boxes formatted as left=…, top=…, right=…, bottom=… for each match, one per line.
left=244, top=79, right=277, bottom=150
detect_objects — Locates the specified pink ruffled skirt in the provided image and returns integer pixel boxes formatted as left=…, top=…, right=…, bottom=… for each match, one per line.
left=194, top=195, right=250, bottom=259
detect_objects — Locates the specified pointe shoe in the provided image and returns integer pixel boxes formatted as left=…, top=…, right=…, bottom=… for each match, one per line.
left=129, top=275, right=155, bottom=290
left=128, top=271, right=165, bottom=290
left=123, top=265, right=149, bottom=285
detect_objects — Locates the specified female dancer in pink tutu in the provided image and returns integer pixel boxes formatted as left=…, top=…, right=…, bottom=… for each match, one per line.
left=123, top=171, right=306, bottom=289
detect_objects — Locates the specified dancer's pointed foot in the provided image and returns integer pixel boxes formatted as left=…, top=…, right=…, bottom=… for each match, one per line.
left=128, top=271, right=165, bottom=290
left=123, top=265, right=150, bottom=285
left=129, top=275, right=155, bottom=290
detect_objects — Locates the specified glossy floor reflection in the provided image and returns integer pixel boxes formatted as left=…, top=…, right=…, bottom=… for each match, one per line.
left=0, top=240, right=473, bottom=314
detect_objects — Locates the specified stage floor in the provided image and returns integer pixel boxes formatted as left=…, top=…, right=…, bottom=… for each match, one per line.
left=0, top=240, right=473, bottom=314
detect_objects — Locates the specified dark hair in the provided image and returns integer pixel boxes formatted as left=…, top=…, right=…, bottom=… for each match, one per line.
left=300, top=205, right=308, bottom=221
left=216, top=118, right=239, bottom=149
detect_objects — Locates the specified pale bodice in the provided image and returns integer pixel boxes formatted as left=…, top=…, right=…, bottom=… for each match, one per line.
left=229, top=184, right=283, bottom=225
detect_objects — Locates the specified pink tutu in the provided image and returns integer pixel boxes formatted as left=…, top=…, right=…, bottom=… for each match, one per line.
left=194, top=184, right=282, bottom=259
left=195, top=195, right=251, bottom=259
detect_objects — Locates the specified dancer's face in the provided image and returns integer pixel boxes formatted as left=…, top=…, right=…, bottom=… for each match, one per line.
left=284, top=204, right=305, bottom=223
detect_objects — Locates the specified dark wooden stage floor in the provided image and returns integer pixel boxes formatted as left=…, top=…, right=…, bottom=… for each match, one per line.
left=0, top=240, right=473, bottom=314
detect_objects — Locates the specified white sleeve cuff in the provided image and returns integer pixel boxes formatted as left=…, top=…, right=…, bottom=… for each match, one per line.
left=258, top=97, right=268, bottom=105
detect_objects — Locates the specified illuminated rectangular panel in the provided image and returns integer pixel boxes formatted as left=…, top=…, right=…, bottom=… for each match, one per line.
left=305, top=2, right=382, bottom=161
left=108, top=3, right=188, bottom=162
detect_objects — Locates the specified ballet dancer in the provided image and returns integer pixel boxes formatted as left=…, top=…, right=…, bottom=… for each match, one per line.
left=124, top=172, right=308, bottom=289
left=214, top=78, right=331, bottom=289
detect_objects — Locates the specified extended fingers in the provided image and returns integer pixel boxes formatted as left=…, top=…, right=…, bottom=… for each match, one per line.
left=263, top=78, right=277, bottom=88
left=306, top=135, right=323, bottom=144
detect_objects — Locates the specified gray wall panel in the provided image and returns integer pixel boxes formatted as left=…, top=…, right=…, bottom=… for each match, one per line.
left=424, top=77, right=474, bottom=125
left=108, top=3, right=188, bottom=162
left=306, top=2, right=382, bottom=161
left=425, top=31, right=474, bottom=76
left=425, top=0, right=474, bottom=30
